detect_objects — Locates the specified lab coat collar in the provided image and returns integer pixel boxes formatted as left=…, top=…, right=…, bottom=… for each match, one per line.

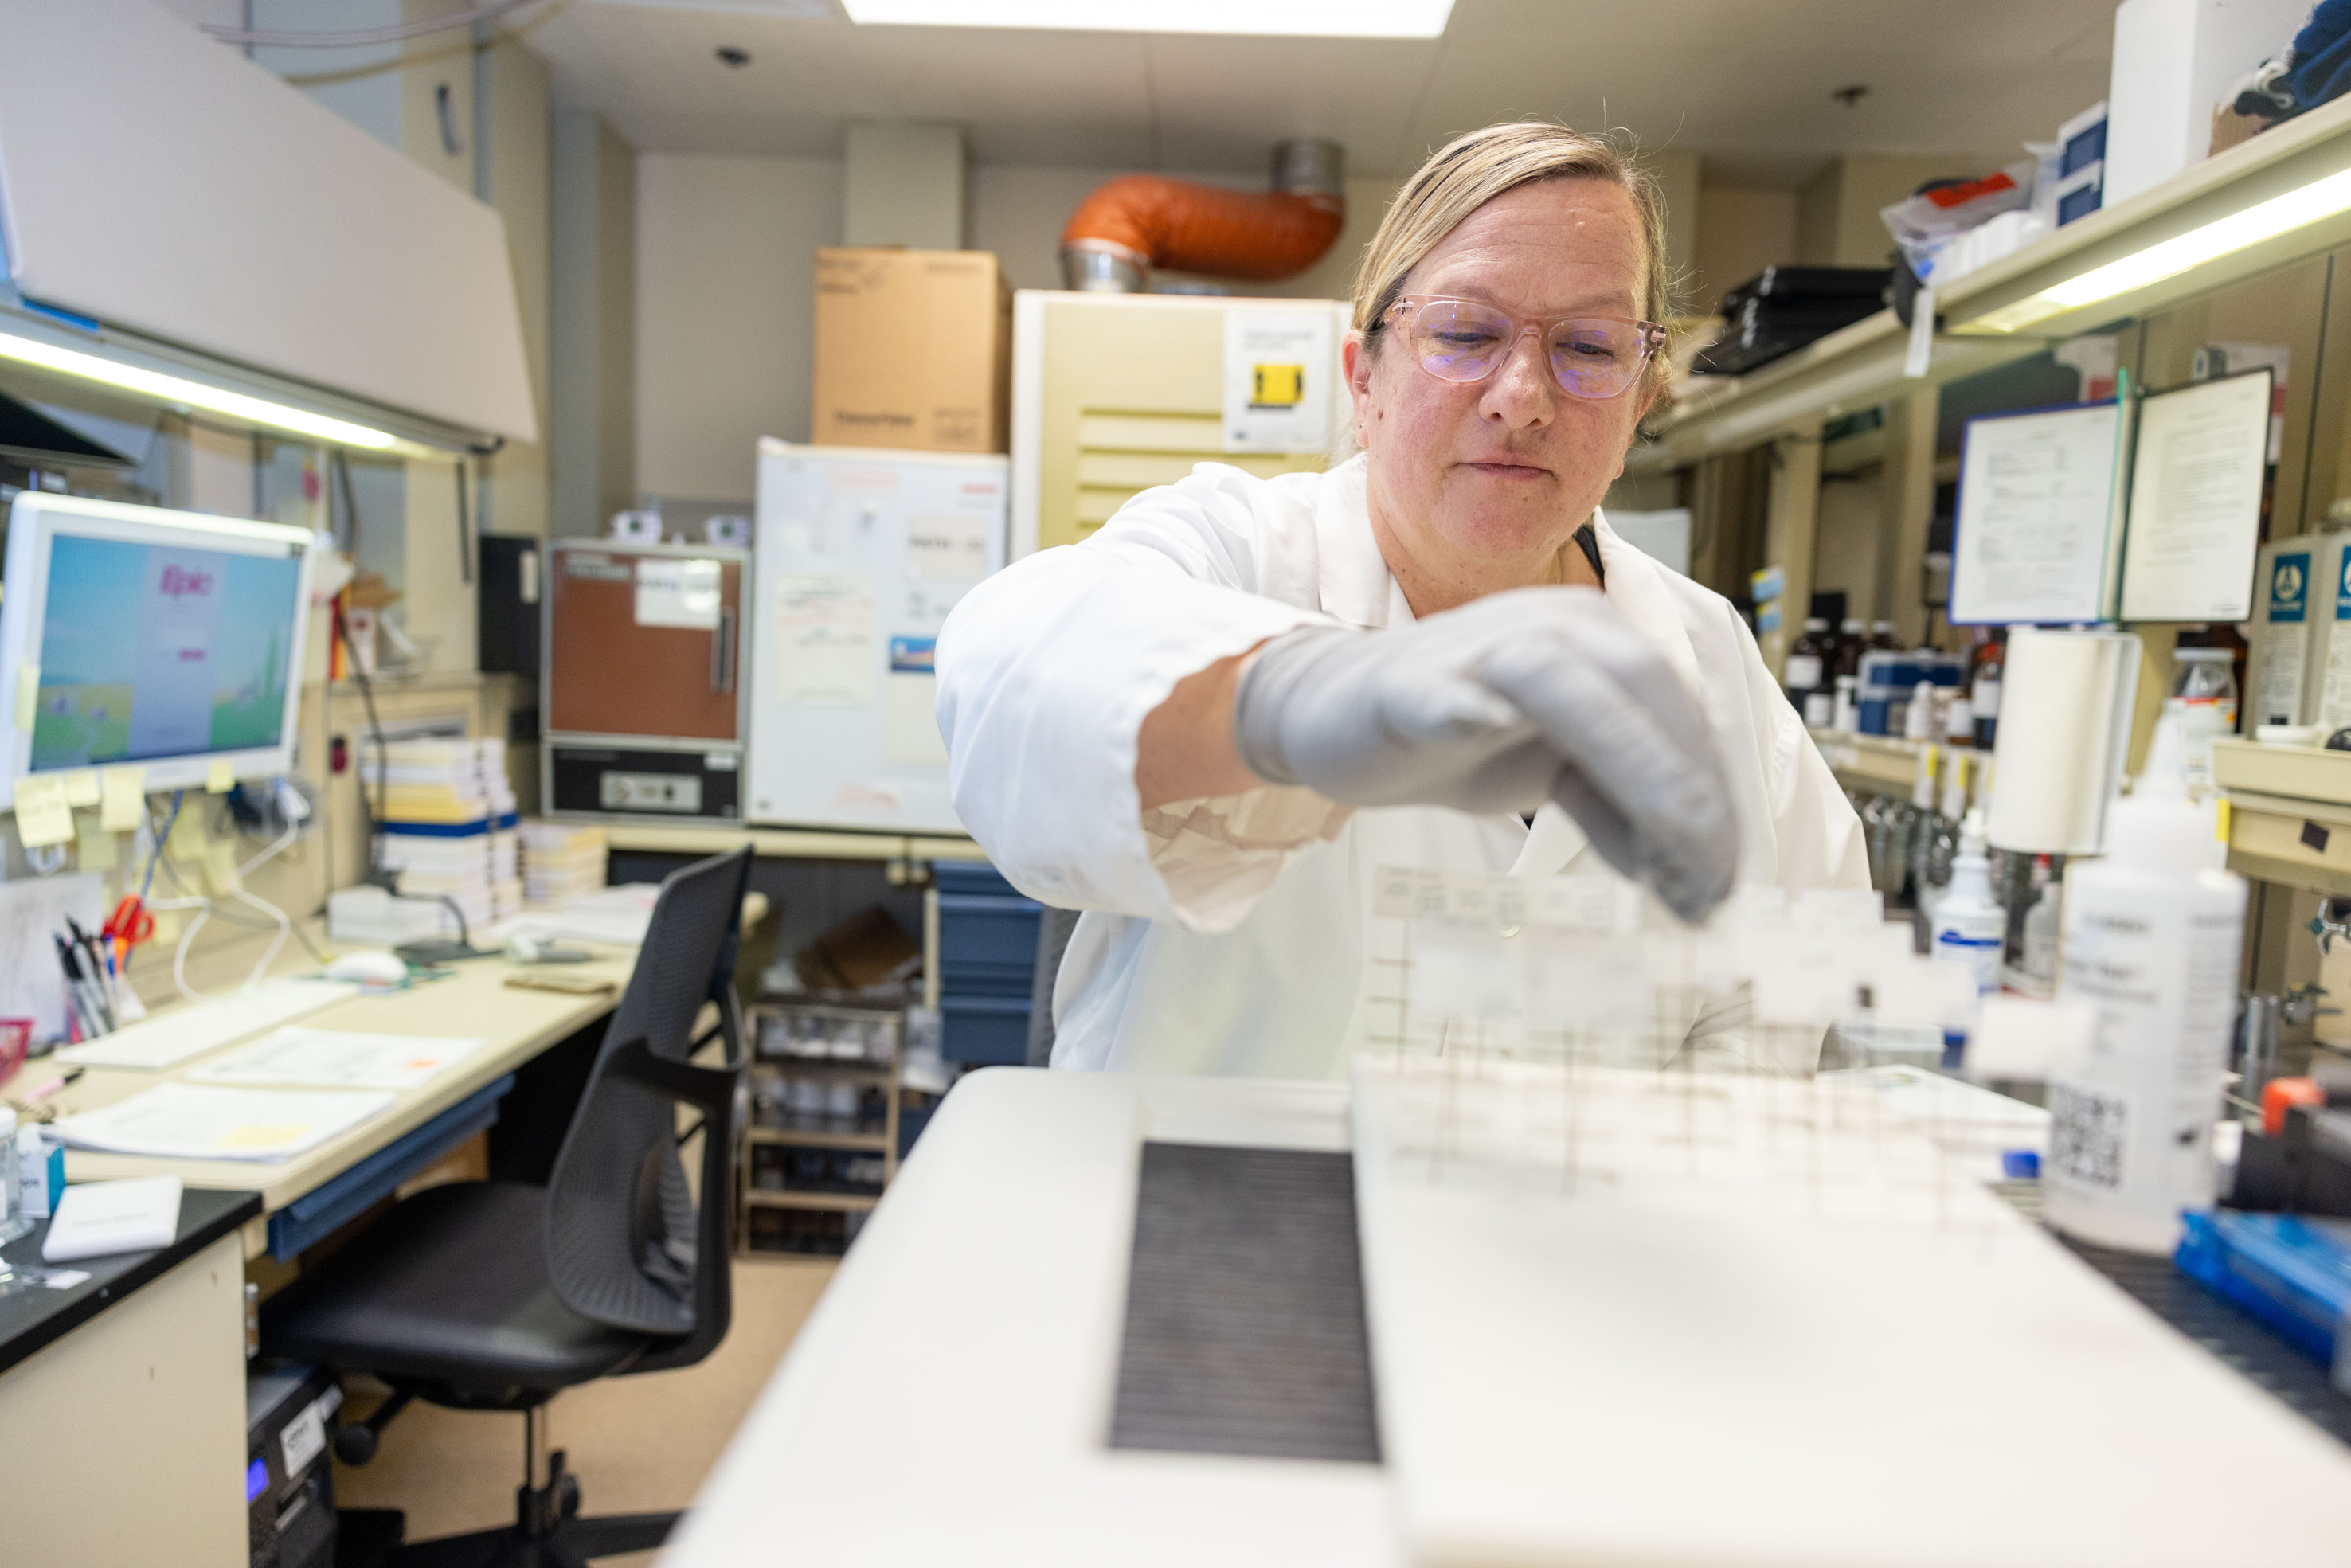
left=1314, top=455, right=1398, bottom=628
left=1314, top=464, right=1707, bottom=882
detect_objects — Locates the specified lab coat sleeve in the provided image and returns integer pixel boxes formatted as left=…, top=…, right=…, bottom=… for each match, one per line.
left=936, top=467, right=1347, bottom=930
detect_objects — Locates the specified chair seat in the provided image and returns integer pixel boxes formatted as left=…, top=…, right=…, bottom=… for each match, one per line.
left=262, top=1182, right=654, bottom=1398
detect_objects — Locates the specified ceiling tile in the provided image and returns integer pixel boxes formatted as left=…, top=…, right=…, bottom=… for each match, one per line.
left=526, top=0, right=2126, bottom=185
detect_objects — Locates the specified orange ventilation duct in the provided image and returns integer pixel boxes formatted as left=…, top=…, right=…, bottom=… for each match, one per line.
left=1060, top=139, right=1345, bottom=291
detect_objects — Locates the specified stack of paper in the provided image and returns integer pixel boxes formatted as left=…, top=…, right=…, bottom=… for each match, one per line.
left=491, top=882, right=659, bottom=947
left=519, top=819, right=609, bottom=906
left=328, top=884, right=456, bottom=945
left=52, top=1081, right=393, bottom=1163
left=367, top=739, right=520, bottom=932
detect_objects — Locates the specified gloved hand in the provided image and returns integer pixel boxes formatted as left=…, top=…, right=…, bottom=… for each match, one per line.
left=1230, top=585, right=1738, bottom=921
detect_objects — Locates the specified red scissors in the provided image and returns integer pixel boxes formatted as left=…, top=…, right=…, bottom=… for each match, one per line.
left=104, top=895, right=156, bottom=965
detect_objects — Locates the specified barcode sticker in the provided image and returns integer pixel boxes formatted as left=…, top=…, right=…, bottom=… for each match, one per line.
left=2050, top=1083, right=2127, bottom=1190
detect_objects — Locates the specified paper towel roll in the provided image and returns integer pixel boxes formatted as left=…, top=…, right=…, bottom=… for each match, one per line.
left=1987, top=627, right=2142, bottom=854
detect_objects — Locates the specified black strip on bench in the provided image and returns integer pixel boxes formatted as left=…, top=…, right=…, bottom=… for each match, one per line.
left=1109, top=1142, right=1382, bottom=1463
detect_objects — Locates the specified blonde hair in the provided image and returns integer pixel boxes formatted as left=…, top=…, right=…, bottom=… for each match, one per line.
left=1354, top=123, right=1675, bottom=385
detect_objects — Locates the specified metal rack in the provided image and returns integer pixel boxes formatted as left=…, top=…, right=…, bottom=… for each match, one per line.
left=737, top=999, right=904, bottom=1255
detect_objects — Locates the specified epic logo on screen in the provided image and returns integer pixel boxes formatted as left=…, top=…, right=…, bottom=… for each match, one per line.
left=158, top=564, right=216, bottom=597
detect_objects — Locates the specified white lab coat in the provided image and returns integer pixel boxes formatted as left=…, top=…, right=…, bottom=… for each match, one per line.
left=936, top=454, right=1869, bottom=1079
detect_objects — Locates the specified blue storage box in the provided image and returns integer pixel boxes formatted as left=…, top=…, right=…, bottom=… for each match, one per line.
left=2175, top=1210, right=2351, bottom=1382
left=938, top=892, right=1043, bottom=963
left=941, top=994, right=1032, bottom=1066
left=938, top=892, right=1042, bottom=995
left=933, top=862, right=1021, bottom=898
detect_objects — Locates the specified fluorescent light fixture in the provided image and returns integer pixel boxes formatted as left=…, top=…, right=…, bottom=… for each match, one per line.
left=841, top=0, right=1453, bottom=37
left=1966, top=166, right=2351, bottom=334
left=0, top=329, right=412, bottom=452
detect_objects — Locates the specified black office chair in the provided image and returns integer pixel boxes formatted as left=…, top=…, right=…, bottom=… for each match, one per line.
left=263, top=845, right=754, bottom=1567
left=1023, top=905, right=1081, bottom=1069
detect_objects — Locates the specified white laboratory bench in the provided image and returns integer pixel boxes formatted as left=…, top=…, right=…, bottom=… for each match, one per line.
left=662, top=1069, right=1399, bottom=1567
left=669, top=1064, right=2351, bottom=1568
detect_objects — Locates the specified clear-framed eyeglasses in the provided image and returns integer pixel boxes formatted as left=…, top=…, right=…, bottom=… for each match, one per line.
left=1385, top=295, right=1668, bottom=401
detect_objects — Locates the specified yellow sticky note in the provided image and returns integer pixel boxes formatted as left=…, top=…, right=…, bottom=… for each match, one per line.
left=2216, top=796, right=2232, bottom=843
left=61, top=769, right=100, bottom=807
left=76, top=822, right=119, bottom=871
left=13, top=774, right=72, bottom=848
left=205, top=839, right=242, bottom=895
left=168, top=807, right=207, bottom=860
left=13, top=664, right=36, bottom=732
left=206, top=758, right=234, bottom=794
left=216, top=1124, right=307, bottom=1152
left=147, top=905, right=183, bottom=945
left=100, top=765, right=145, bottom=832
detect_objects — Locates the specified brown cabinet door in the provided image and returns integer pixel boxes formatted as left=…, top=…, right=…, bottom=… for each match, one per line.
left=548, top=549, right=742, bottom=741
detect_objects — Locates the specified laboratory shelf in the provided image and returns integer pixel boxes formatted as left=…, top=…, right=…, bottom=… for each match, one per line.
left=2213, top=739, right=2351, bottom=898
left=751, top=1058, right=898, bottom=1083
left=1630, top=92, right=2351, bottom=472
left=745, top=1126, right=891, bottom=1152
left=1807, top=728, right=1995, bottom=796
left=740, top=998, right=905, bottom=1253
left=742, top=1189, right=881, bottom=1213
left=2213, top=737, right=2351, bottom=805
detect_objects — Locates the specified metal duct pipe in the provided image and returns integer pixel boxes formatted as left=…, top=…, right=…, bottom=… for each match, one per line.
left=1058, top=138, right=1346, bottom=293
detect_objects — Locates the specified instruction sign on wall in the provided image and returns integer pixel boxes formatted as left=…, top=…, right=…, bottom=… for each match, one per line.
left=1222, top=307, right=1333, bottom=454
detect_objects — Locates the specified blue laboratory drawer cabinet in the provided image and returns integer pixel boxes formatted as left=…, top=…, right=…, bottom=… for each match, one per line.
left=935, top=862, right=1042, bottom=1066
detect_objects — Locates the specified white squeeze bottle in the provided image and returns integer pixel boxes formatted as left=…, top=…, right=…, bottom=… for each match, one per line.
left=2044, top=714, right=2246, bottom=1255
left=1931, top=809, right=2005, bottom=996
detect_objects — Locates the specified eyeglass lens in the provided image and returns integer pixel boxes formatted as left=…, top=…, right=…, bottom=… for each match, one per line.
left=1406, top=300, right=1651, bottom=400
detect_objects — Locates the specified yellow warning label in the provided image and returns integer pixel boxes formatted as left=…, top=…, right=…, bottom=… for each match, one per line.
left=1250, top=363, right=1305, bottom=409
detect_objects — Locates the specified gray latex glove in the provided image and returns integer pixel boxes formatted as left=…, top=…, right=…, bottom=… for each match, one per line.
left=1231, top=585, right=1738, bottom=921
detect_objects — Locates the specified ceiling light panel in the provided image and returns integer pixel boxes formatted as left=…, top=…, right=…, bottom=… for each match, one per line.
left=841, top=0, right=1453, bottom=38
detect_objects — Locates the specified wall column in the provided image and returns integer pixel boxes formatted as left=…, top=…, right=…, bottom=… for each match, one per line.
left=1758, top=420, right=1823, bottom=675
left=1876, top=386, right=1939, bottom=647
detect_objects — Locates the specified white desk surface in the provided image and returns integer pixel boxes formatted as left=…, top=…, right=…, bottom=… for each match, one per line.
left=36, top=892, right=766, bottom=1218
left=661, top=1068, right=1402, bottom=1568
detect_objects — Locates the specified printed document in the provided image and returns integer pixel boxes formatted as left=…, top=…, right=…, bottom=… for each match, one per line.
left=52, top=1081, right=393, bottom=1163
left=186, top=1026, right=485, bottom=1091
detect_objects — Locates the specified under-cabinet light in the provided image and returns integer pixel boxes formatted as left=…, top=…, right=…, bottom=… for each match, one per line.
left=1964, top=166, right=2351, bottom=335
left=842, top=0, right=1453, bottom=38
left=0, top=329, right=413, bottom=453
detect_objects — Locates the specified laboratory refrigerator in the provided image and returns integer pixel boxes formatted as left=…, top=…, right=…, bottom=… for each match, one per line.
left=542, top=538, right=750, bottom=821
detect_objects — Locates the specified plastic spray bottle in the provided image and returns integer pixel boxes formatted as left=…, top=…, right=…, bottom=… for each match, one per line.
left=2043, top=714, right=2246, bottom=1255
left=1932, top=808, right=2005, bottom=996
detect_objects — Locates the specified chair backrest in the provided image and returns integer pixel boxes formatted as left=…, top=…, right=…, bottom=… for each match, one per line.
left=1023, top=905, right=1082, bottom=1069
left=544, top=847, right=751, bottom=1342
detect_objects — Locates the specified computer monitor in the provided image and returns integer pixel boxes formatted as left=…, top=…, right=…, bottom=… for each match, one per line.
left=0, top=492, right=318, bottom=809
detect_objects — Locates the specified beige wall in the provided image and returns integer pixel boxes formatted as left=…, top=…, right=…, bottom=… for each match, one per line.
left=1688, top=186, right=1797, bottom=315
left=398, top=0, right=475, bottom=192
left=1813, top=470, right=1885, bottom=623
left=632, top=158, right=1403, bottom=502
left=1642, top=149, right=1701, bottom=310
left=1797, top=153, right=1981, bottom=269
left=483, top=30, right=551, bottom=538
left=550, top=111, right=637, bottom=533
left=635, top=154, right=843, bottom=502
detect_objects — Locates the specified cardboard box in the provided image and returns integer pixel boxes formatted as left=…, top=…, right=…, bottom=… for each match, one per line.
left=813, top=248, right=1011, bottom=453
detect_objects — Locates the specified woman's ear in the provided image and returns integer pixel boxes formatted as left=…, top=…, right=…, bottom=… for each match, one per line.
left=1344, top=330, right=1375, bottom=448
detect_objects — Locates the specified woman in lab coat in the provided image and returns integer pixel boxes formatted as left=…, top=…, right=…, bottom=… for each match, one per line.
left=937, top=122, right=1868, bottom=1078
